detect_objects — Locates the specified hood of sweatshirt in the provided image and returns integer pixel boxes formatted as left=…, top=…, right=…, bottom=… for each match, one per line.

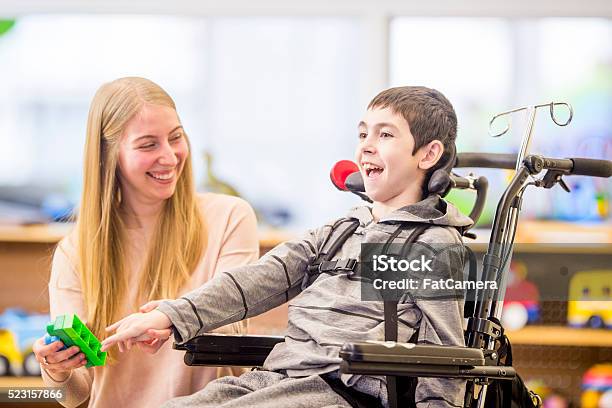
left=346, top=194, right=474, bottom=229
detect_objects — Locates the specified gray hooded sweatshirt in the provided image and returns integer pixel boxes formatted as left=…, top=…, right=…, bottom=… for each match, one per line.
left=158, top=195, right=473, bottom=407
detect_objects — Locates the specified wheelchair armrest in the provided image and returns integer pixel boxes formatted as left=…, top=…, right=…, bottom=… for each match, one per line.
left=339, top=341, right=515, bottom=380
left=173, top=333, right=285, bottom=367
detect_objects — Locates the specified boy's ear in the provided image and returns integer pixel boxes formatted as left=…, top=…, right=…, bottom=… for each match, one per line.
left=418, top=140, right=444, bottom=170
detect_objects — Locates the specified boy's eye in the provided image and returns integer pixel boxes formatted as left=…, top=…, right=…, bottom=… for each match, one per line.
left=139, top=143, right=155, bottom=149
left=170, top=133, right=183, bottom=142
left=381, top=132, right=393, bottom=138
left=358, top=132, right=367, bottom=139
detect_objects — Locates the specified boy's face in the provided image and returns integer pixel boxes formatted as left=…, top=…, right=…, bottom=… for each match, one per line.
left=355, top=107, right=425, bottom=207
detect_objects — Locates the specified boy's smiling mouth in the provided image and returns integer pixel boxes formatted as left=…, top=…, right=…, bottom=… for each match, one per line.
left=362, top=162, right=384, bottom=179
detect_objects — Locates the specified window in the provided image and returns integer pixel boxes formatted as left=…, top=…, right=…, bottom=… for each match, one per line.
left=390, top=17, right=612, bottom=224
left=0, top=16, right=362, bottom=228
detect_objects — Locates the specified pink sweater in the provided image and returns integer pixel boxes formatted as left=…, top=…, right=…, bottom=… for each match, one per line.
left=41, top=193, right=259, bottom=408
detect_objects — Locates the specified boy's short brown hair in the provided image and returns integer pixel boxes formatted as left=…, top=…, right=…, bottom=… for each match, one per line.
left=368, top=85, right=457, bottom=168
left=368, top=86, right=457, bottom=197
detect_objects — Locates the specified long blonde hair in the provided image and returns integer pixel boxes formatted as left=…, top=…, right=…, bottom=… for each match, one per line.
left=77, top=77, right=206, bottom=350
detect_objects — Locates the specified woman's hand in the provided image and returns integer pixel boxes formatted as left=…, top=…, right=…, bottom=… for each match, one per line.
left=101, top=310, right=172, bottom=353
left=33, top=336, right=87, bottom=382
left=132, top=328, right=172, bottom=354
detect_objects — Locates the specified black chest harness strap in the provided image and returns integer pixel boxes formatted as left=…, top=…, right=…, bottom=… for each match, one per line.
left=303, top=219, right=360, bottom=288
left=306, top=218, right=430, bottom=408
left=383, top=224, right=429, bottom=408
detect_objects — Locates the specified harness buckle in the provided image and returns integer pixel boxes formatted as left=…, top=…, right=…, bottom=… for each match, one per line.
left=335, top=258, right=357, bottom=272
left=313, top=259, right=358, bottom=275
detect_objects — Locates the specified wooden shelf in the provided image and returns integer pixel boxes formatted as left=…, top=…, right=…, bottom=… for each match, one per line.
left=516, top=221, right=612, bottom=244
left=258, top=229, right=298, bottom=249
left=1, top=221, right=610, bottom=251
left=0, top=223, right=298, bottom=249
left=0, top=224, right=72, bottom=244
left=506, top=326, right=612, bottom=347
left=0, top=376, right=44, bottom=387
left=466, top=242, right=612, bottom=254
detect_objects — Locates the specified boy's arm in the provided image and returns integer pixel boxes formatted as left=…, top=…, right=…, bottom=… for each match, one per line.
left=207, top=197, right=260, bottom=337
left=157, top=229, right=321, bottom=344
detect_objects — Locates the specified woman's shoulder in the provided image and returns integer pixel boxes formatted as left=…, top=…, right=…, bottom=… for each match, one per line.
left=56, top=228, right=79, bottom=262
left=51, top=228, right=81, bottom=284
left=196, top=192, right=256, bottom=219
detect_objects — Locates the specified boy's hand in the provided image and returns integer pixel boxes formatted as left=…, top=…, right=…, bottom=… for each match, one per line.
left=139, top=299, right=171, bottom=313
left=101, top=310, right=172, bottom=353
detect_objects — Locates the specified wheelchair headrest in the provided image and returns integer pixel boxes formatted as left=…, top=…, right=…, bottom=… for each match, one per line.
left=330, top=143, right=457, bottom=199
left=330, top=145, right=488, bottom=235
left=426, top=143, right=457, bottom=197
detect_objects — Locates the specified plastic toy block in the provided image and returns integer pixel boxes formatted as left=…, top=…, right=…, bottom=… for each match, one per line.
left=46, top=314, right=106, bottom=367
left=44, top=335, right=67, bottom=351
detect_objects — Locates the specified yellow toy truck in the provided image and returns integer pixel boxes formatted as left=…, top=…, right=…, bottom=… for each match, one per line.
left=567, top=270, right=612, bottom=329
left=0, top=329, right=24, bottom=376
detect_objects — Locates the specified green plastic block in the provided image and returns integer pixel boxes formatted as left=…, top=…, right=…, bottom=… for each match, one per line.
left=46, top=314, right=107, bottom=367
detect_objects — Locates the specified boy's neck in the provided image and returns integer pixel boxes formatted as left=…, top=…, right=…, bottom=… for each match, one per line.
left=371, top=188, right=423, bottom=221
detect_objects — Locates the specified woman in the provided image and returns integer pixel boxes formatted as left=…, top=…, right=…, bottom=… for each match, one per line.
left=32, top=77, right=259, bottom=407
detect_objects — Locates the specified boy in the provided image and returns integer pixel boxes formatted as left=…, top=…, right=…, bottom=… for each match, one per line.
left=102, top=86, right=473, bottom=407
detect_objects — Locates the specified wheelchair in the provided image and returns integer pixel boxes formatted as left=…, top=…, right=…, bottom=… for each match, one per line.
left=174, top=103, right=612, bottom=408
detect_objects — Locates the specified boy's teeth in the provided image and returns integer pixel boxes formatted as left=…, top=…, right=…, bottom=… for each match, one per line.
left=362, top=163, right=383, bottom=175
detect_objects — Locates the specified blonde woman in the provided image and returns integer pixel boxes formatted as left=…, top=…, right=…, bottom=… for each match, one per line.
left=32, top=77, right=259, bottom=407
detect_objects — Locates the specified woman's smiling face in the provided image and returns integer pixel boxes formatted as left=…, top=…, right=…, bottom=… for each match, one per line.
left=117, top=103, right=189, bottom=205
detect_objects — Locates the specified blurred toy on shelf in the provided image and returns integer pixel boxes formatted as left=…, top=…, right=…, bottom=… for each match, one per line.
left=202, top=150, right=241, bottom=197
left=254, top=204, right=292, bottom=228
left=526, top=379, right=569, bottom=408
left=0, top=329, right=22, bottom=376
left=502, top=260, right=540, bottom=330
left=0, top=19, right=16, bottom=37
left=595, top=191, right=610, bottom=219
left=0, top=308, right=49, bottom=375
left=0, top=184, right=75, bottom=225
left=599, top=390, right=612, bottom=408
left=568, top=270, right=612, bottom=329
left=581, top=364, right=612, bottom=408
